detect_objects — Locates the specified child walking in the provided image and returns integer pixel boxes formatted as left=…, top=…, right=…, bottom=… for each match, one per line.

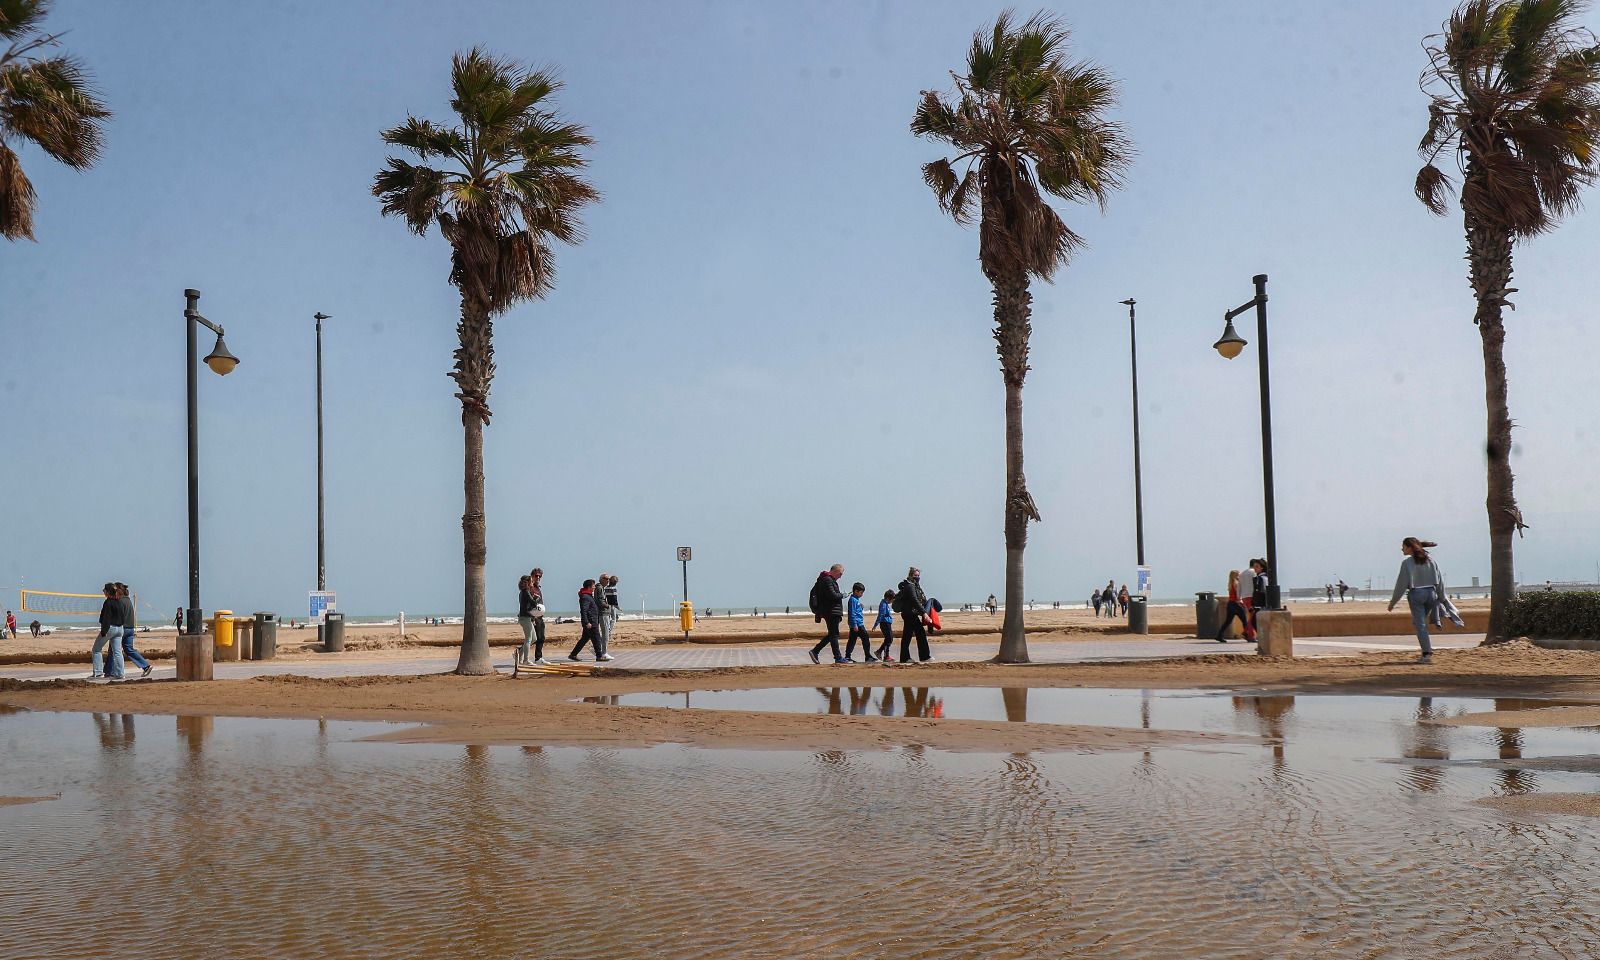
left=872, top=589, right=895, bottom=663
left=843, top=582, right=878, bottom=662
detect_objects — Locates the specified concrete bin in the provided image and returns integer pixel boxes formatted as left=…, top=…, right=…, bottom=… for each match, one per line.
left=252, top=612, right=277, bottom=660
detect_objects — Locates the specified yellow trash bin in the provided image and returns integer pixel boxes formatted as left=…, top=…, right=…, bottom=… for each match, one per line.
left=212, top=610, right=234, bottom=647
left=678, top=601, right=694, bottom=633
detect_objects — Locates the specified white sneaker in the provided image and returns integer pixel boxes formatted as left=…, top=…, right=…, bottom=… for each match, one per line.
left=597, top=654, right=615, bottom=662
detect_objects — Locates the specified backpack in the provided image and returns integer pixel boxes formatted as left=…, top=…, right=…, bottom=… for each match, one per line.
left=893, top=583, right=910, bottom=614
left=808, top=578, right=827, bottom=617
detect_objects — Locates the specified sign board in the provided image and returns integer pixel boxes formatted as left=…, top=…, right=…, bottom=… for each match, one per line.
left=676, top=546, right=692, bottom=562
left=1136, top=566, right=1152, bottom=597
left=309, top=590, right=337, bottom=624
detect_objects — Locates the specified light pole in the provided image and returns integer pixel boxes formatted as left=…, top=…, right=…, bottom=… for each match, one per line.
left=182, top=289, right=240, bottom=679
left=314, top=311, right=330, bottom=592
left=1211, top=273, right=1281, bottom=611
left=1122, top=297, right=1148, bottom=634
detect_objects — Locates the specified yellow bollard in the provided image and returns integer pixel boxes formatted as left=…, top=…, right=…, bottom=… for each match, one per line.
left=679, top=601, right=694, bottom=633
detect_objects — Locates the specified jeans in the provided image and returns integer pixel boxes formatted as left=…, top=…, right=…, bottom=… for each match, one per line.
left=1408, top=586, right=1438, bottom=654
left=518, top=616, right=545, bottom=663
left=874, top=623, right=895, bottom=659
left=845, top=625, right=873, bottom=659
left=810, top=616, right=842, bottom=660
left=901, top=615, right=930, bottom=662
left=91, top=627, right=125, bottom=678
left=596, top=606, right=613, bottom=656
left=121, top=626, right=150, bottom=671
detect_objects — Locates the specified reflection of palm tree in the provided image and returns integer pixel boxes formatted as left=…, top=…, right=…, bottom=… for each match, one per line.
left=1493, top=699, right=1536, bottom=795
left=1232, top=695, right=1294, bottom=770
left=1001, top=687, right=1028, bottom=724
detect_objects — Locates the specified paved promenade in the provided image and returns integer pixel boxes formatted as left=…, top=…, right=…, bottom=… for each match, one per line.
left=0, top=634, right=1483, bottom=684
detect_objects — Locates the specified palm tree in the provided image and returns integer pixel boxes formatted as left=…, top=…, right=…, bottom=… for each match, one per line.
left=374, top=48, right=597, bottom=674
left=912, top=12, right=1129, bottom=663
left=1416, top=0, right=1600, bottom=642
left=0, top=0, right=111, bottom=241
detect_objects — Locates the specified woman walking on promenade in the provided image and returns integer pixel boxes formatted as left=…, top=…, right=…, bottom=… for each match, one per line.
left=1117, top=584, right=1130, bottom=616
left=117, top=583, right=152, bottom=679
left=90, top=583, right=124, bottom=680
left=897, top=567, right=931, bottom=663
left=1389, top=537, right=1447, bottom=664
left=1214, top=570, right=1256, bottom=643
left=517, top=573, right=548, bottom=665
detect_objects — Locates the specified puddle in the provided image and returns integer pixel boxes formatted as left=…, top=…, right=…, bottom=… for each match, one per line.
left=3, top=696, right=1600, bottom=958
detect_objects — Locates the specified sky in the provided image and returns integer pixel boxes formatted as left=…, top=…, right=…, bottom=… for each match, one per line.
left=6, top=0, right=1600, bottom=620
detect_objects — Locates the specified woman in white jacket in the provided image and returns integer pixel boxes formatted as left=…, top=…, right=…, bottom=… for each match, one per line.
left=1388, top=537, right=1445, bottom=663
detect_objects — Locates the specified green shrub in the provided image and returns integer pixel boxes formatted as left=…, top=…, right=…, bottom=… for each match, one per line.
left=1505, top=591, right=1600, bottom=639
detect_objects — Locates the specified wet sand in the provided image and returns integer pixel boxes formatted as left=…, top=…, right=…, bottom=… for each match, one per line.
left=1475, top=793, right=1600, bottom=817
left=2, top=641, right=1593, bottom=752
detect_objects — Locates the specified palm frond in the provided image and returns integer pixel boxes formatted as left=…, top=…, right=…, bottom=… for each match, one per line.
left=0, top=0, right=48, bottom=41
left=0, top=140, right=36, bottom=239
left=0, top=55, right=110, bottom=168
left=1416, top=163, right=1456, bottom=214
left=380, top=116, right=466, bottom=161
left=372, top=158, right=450, bottom=235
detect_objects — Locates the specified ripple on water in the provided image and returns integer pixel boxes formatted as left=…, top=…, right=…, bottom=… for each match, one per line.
left=1, top=695, right=1600, bottom=958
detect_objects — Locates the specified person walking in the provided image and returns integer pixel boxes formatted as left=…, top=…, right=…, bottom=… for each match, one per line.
left=872, top=589, right=896, bottom=663
left=516, top=574, right=545, bottom=666
left=592, top=572, right=615, bottom=661
left=1337, top=579, right=1349, bottom=603
left=1090, top=589, right=1102, bottom=616
left=1100, top=581, right=1116, bottom=619
left=986, top=594, right=997, bottom=616
left=807, top=564, right=846, bottom=664
left=896, top=567, right=931, bottom=662
left=90, top=583, right=125, bottom=680
left=1389, top=537, right=1447, bottom=664
left=174, top=607, right=184, bottom=634
left=116, top=583, right=152, bottom=679
left=1214, top=570, right=1256, bottom=643
left=1117, top=585, right=1130, bottom=616
left=843, top=582, right=878, bottom=662
left=4, top=610, right=14, bottom=639
left=28, top=619, right=40, bottom=638
left=568, top=579, right=604, bottom=662
left=1240, top=559, right=1267, bottom=636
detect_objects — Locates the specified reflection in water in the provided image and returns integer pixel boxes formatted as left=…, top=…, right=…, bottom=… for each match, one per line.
left=1494, top=699, right=1537, bottom=795
left=1402, top=698, right=1451, bottom=794
left=1232, top=695, right=1294, bottom=770
left=175, top=714, right=212, bottom=753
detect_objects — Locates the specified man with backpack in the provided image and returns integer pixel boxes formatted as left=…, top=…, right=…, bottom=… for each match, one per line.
left=895, top=567, right=931, bottom=663
left=807, top=564, right=846, bottom=664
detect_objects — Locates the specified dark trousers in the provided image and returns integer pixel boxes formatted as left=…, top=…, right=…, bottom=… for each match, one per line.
left=1216, top=600, right=1255, bottom=641
left=901, top=615, right=930, bottom=662
left=845, top=625, right=873, bottom=659
left=810, top=616, right=842, bottom=660
left=569, top=624, right=600, bottom=659
left=874, top=623, right=895, bottom=659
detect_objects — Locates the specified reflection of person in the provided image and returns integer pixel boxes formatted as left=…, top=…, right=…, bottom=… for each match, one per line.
left=1389, top=537, right=1445, bottom=664
left=872, top=590, right=895, bottom=663
left=1215, top=570, right=1256, bottom=643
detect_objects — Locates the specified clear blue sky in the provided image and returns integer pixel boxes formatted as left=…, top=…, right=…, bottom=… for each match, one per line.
left=7, top=0, right=1600, bottom=619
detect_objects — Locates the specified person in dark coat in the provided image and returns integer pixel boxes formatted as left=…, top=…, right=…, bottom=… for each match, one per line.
left=568, top=579, right=604, bottom=662
left=807, top=564, right=846, bottom=664
left=897, top=567, right=931, bottom=662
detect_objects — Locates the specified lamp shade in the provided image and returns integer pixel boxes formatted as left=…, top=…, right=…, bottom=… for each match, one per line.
left=1212, top=318, right=1247, bottom=360
left=204, top=334, right=240, bottom=376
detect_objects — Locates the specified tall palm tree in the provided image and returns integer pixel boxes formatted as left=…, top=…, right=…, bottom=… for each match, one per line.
left=0, top=0, right=111, bottom=241
left=913, top=12, right=1129, bottom=663
left=1416, top=0, right=1600, bottom=642
left=374, top=48, right=597, bottom=674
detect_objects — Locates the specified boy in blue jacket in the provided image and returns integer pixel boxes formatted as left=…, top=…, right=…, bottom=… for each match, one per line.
left=843, top=582, right=878, bottom=662
left=872, top=589, right=895, bottom=664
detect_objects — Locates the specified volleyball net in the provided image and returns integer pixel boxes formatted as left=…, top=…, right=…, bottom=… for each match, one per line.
left=20, top=589, right=113, bottom=616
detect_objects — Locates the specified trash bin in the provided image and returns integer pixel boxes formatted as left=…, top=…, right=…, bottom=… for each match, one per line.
left=210, top=611, right=239, bottom=662
left=322, top=611, right=345, bottom=652
left=1129, top=595, right=1149, bottom=635
left=1194, top=592, right=1218, bottom=640
left=234, top=618, right=255, bottom=660
left=252, top=612, right=277, bottom=660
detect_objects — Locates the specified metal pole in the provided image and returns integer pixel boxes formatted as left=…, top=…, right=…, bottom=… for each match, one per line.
left=1252, top=274, right=1281, bottom=609
left=184, top=289, right=202, bottom=636
left=1123, top=298, right=1145, bottom=567
left=681, top=560, right=689, bottom=641
left=314, top=312, right=328, bottom=592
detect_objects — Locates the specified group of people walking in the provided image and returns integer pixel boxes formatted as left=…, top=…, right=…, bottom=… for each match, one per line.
left=1091, top=581, right=1131, bottom=618
left=514, top=568, right=621, bottom=666
left=90, top=582, right=152, bottom=680
left=807, top=565, right=939, bottom=664
left=1214, top=559, right=1268, bottom=643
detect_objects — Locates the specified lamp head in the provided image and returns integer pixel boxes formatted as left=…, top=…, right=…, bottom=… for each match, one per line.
left=204, top=333, right=240, bottom=376
left=1213, top=317, right=1247, bottom=360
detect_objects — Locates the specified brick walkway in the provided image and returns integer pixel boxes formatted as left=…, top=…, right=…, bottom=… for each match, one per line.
left=0, top=634, right=1482, bottom=684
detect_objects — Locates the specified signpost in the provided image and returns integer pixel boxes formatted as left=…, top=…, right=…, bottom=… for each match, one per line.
left=677, top=547, right=692, bottom=641
left=309, top=590, right=336, bottom=623
left=1136, top=566, right=1152, bottom=597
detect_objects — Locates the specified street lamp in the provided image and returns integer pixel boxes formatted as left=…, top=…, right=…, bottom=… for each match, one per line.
left=182, top=288, right=240, bottom=680
left=1121, top=297, right=1148, bottom=634
left=1212, top=273, right=1281, bottom=611
left=314, top=311, right=330, bottom=593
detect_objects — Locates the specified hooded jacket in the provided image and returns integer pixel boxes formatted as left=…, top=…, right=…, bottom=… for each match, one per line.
left=813, top=571, right=844, bottom=618
left=578, top=587, right=601, bottom=630
left=898, top=577, right=927, bottom=618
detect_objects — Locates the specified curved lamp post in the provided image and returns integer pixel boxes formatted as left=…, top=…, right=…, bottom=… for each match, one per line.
left=1212, top=273, right=1281, bottom=612
left=181, top=289, right=240, bottom=680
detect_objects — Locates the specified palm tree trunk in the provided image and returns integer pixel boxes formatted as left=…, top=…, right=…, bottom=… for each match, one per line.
left=993, top=273, right=1035, bottom=664
left=453, top=288, right=495, bottom=676
left=1466, top=210, right=1520, bottom=643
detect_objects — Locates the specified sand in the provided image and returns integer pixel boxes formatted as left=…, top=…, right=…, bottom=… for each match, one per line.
left=1474, top=793, right=1600, bottom=818
left=2, top=640, right=1592, bottom=753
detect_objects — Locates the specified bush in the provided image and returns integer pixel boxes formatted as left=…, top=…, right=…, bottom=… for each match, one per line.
left=1505, top=591, right=1600, bottom=639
